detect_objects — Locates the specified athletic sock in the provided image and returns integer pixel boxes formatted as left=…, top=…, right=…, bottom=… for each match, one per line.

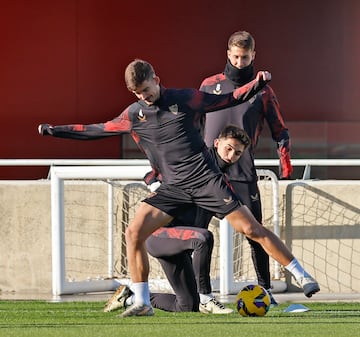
left=285, top=258, right=311, bottom=282
left=199, top=293, right=214, bottom=304
left=125, top=295, right=134, bottom=307
left=131, top=282, right=151, bottom=306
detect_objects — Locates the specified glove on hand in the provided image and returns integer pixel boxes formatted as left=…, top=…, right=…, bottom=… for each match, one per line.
left=38, top=124, right=53, bottom=135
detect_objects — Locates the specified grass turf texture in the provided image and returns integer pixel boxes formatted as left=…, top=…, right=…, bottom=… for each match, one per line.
left=0, top=300, right=359, bottom=337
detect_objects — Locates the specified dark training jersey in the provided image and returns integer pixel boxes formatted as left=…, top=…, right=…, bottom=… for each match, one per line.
left=43, top=77, right=268, bottom=189
left=144, top=145, right=233, bottom=230
left=200, top=73, right=293, bottom=181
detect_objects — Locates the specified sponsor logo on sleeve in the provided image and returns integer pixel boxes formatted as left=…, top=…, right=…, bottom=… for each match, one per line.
left=213, top=83, right=222, bottom=95
left=137, top=109, right=147, bottom=122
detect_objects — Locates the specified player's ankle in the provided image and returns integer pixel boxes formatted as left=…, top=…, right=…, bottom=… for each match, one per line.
left=199, top=293, right=214, bottom=304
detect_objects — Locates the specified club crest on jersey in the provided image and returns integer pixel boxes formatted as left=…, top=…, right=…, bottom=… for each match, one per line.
left=213, top=83, right=222, bottom=95
left=169, top=104, right=179, bottom=115
left=137, top=109, right=147, bottom=122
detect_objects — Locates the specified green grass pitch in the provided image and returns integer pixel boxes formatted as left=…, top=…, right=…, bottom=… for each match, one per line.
left=0, top=300, right=359, bottom=337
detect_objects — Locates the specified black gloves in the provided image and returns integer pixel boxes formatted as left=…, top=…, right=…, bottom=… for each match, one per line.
left=38, top=124, right=53, bottom=135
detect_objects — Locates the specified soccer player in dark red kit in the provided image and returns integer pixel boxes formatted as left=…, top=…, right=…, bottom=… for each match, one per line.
left=200, top=30, right=295, bottom=305
left=39, top=59, right=319, bottom=317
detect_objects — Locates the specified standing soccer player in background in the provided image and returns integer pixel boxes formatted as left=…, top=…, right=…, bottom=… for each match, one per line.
left=200, top=31, right=293, bottom=304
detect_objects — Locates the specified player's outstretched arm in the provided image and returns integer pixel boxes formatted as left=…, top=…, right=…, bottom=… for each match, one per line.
left=37, top=122, right=115, bottom=140
left=37, top=109, right=132, bottom=140
left=200, top=70, right=272, bottom=113
left=233, top=70, right=271, bottom=101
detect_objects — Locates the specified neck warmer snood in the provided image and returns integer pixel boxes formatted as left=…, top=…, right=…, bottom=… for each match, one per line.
left=224, top=59, right=255, bottom=86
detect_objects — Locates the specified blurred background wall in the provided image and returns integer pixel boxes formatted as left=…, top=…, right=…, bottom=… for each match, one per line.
left=1, top=0, right=359, bottom=179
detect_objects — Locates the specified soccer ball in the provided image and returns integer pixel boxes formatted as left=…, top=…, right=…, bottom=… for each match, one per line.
left=235, top=284, right=271, bottom=317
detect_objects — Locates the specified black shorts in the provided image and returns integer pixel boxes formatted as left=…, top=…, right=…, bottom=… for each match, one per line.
left=229, top=180, right=262, bottom=223
left=143, top=174, right=242, bottom=219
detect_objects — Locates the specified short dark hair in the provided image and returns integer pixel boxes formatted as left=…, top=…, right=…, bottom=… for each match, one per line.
left=227, top=31, right=255, bottom=51
left=218, top=124, right=251, bottom=148
left=124, top=59, right=155, bottom=91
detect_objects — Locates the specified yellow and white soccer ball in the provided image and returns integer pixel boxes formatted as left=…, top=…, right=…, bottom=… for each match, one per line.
left=235, top=284, right=271, bottom=317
